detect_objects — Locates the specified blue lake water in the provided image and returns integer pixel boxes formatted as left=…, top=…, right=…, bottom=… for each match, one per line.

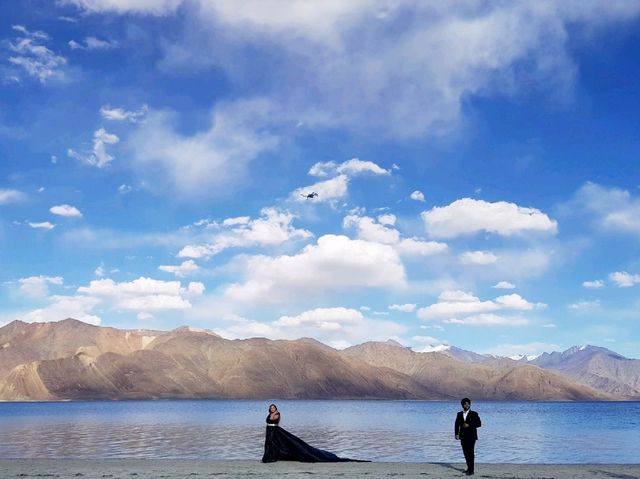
left=0, top=400, right=638, bottom=463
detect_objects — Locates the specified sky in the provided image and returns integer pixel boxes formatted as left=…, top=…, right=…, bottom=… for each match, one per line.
left=1, top=1, right=640, bottom=359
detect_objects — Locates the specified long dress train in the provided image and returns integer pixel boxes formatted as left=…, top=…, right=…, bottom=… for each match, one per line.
left=261, top=415, right=366, bottom=463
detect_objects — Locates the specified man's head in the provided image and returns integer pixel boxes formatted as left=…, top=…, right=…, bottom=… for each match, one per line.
left=461, top=397, right=471, bottom=411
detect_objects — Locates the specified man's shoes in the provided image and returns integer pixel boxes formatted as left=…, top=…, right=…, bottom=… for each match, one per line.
left=464, top=471, right=474, bottom=476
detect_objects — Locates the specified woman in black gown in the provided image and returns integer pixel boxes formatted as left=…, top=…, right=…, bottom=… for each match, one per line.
left=261, top=403, right=365, bottom=463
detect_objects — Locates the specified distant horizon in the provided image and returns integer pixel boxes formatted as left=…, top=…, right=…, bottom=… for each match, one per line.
left=1, top=2, right=640, bottom=359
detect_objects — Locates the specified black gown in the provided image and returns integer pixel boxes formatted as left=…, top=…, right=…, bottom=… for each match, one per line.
left=261, top=414, right=364, bottom=463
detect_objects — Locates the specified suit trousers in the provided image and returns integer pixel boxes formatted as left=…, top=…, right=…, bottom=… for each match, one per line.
left=461, top=438, right=476, bottom=473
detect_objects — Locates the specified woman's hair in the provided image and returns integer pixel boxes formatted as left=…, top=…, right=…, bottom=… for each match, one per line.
left=269, top=403, right=278, bottom=411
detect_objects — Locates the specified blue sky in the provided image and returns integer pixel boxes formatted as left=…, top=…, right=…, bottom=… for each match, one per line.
left=1, top=1, right=640, bottom=358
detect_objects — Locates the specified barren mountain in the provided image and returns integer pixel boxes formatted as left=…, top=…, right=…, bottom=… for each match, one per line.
left=529, top=345, right=640, bottom=398
left=0, top=322, right=436, bottom=400
left=0, top=319, right=161, bottom=377
left=0, top=320, right=619, bottom=401
left=343, top=341, right=612, bottom=400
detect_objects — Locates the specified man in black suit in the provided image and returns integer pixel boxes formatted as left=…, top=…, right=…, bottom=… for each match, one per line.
left=455, top=397, right=481, bottom=476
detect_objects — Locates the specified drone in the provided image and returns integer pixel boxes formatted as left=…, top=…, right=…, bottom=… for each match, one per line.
left=300, top=191, right=318, bottom=199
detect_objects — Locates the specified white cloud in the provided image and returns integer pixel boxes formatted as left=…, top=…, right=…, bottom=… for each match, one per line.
left=159, top=259, right=199, bottom=277
left=417, top=290, right=542, bottom=326
left=293, top=175, right=349, bottom=203
left=412, top=335, right=449, bottom=353
left=118, top=184, right=132, bottom=194
left=343, top=214, right=399, bottom=244
left=444, top=313, right=528, bottom=326
left=94, top=266, right=106, bottom=277
left=68, top=36, right=118, bottom=50
left=50, top=204, right=83, bottom=218
left=459, top=250, right=498, bottom=265
left=129, top=100, right=279, bottom=198
left=18, top=275, right=64, bottom=298
left=422, top=198, right=557, bottom=238
left=377, top=214, right=396, bottom=226
left=100, top=105, right=147, bottom=122
left=344, top=213, right=447, bottom=257
left=609, top=271, right=640, bottom=288
left=224, top=234, right=406, bottom=305
left=582, top=279, right=604, bottom=289
left=60, top=0, right=183, bottom=14
left=8, top=25, right=67, bottom=82
left=178, top=208, right=312, bottom=259
left=410, top=190, right=425, bottom=202
left=76, top=277, right=205, bottom=315
left=494, top=281, right=516, bottom=289
left=396, top=238, right=448, bottom=256
left=56, top=2, right=640, bottom=139
left=308, top=158, right=389, bottom=178
left=336, top=158, right=390, bottom=176
left=68, top=128, right=119, bottom=168
left=18, top=295, right=102, bottom=325
left=572, top=182, right=640, bottom=235
left=389, top=303, right=416, bottom=313
left=28, top=221, right=55, bottom=229
left=0, top=189, right=26, bottom=204
left=218, top=306, right=406, bottom=348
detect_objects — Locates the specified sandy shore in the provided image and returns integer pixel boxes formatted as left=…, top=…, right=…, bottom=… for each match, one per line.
left=0, top=460, right=638, bottom=479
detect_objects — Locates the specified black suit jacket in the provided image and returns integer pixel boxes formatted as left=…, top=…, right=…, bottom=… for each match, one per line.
left=455, top=410, right=481, bottom=441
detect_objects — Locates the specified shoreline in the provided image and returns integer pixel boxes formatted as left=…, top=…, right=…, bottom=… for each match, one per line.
left=1, top=460, right=639, bottom=479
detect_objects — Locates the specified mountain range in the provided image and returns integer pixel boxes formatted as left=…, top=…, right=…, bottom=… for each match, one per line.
left=0, top=319, right=637, bottom=401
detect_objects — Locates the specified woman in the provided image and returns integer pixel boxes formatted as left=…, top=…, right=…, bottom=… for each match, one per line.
left=261, top=403, right=365, bottom=463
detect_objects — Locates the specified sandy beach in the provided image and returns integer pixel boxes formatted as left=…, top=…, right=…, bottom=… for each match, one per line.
left=0, top=460, right=638, bottom=479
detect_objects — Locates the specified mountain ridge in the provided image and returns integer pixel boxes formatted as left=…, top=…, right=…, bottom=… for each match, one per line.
left=0, top=319, right=632, bottom=401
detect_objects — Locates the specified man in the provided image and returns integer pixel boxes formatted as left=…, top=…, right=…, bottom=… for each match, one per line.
left=455, top=397, right=481, bottom=476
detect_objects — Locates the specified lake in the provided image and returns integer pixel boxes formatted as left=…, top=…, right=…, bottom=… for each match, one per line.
left=0, top=400, right=638, bottom=463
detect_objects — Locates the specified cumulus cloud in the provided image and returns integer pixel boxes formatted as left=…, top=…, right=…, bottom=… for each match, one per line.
left=582, top=279, right=604, bottom=289
left=28, top=221, right=55, bottom=229
left=389, top=303, right=416, bottom=313
left=459, top=250, right=498, bottom=265
left=77, top=276, right=204, bottom=315
left=609, top=271, right=640, bottom=288
left=422, top=198, right=557, bottom=238
left=344, top=213, right=447, bottom=257
left=100, top=105, right=147, bottom=122
left=224, top=234, right=406, bottom=305
left=159, top=259, right=199, bottom=277
left=178, top=208, right=312, bottom=259
left=68, top=128, right=119, bottom=168
left=417, top=290, right=543, bottom=326
left=0, top=189, right=26, bottom=204
left=7, top=25, right=67, bottom=82
left=50, top=204, right=83, bottom=218
left=308, top=158, right=389, bottom=178
left=571, top=182, right=640, bottom=235
left=494, top=281, right=516, bottom=289
left=410, top=191, right=425, bottom=202
left=292, top=175, right=349, bottom=203
left=18, top=275, right=64, bottom=298
left=129, top=100, right=279, bottom=198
